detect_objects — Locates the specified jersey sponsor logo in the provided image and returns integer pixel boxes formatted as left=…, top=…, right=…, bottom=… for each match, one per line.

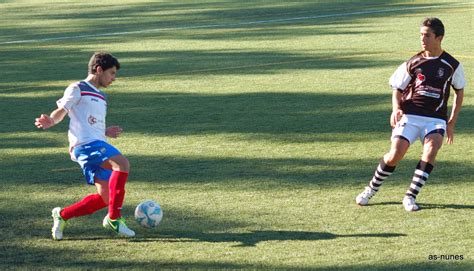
left=415, top=73, right=425, bottom=86
left=437, top=68, right=445, bottom=78
left=417, top=86, right=442, bottom=99
left=418, top=91, right=440, bottom=98
left=87, top=115, right=104, bottom=126
left=415, top=70, right=425, bottom=88
left=88, top=115, right=97, bottom=125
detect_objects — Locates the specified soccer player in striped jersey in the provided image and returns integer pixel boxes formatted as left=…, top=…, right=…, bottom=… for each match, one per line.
left=356, top=18, right=465, bottom=211
left=35, top=52, right=135, bottom=239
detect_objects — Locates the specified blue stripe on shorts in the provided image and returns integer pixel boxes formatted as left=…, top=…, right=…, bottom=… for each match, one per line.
left=73, top=140, right=122, bottom=185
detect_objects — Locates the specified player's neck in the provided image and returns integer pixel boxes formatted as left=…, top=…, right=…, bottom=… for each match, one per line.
left=423, top=48, right=443, bottom=57
left=85, top=74, right=101, bottom=89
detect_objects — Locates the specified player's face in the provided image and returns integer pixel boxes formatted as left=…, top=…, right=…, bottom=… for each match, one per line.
left=98, top=66, right=117, bottom=88
left=420, top=26, right=442, bottom=52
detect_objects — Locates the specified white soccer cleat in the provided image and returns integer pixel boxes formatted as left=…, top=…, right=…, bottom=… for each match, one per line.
left=103, top=215, right=135, bottom=237
left=356, top=186, right=377, bottom=206
left=402, top=196, right=420, bottom=212
left=51, top=207, right=67, bottom=240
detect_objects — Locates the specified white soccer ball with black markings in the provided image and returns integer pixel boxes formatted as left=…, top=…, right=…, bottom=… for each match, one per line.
left=134, top=200, right=163, bottom=228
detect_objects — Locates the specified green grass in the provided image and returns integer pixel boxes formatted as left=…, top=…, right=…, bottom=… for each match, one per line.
left=1, top=0, right=473, bottom=270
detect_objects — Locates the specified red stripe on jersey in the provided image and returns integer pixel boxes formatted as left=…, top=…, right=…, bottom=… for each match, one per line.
left=81, top=91, right=106, bottom=101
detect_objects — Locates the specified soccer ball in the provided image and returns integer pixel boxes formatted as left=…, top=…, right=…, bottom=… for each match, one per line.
left=134, top=200, right=163, bottom=228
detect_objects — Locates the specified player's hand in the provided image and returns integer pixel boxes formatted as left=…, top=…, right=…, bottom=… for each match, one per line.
left=35, top=114, right=55, bottom=129
left=446, top=122, right=455, bottom=144
left=106, top=126, right=123, bottom=138
left=390, top=109, right=403, bottom=128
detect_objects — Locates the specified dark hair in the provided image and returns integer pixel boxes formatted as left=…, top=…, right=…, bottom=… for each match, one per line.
left=88, top=52, right=120, bottom=74
left=421, top=17, right=444, bottom=37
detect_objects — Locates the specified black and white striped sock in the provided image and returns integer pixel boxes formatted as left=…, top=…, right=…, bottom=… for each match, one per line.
left=406, top=160, right=434, bottom=199
left=369, top=159, right=396, bottom=191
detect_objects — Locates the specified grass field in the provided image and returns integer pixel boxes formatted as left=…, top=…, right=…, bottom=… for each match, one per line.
left=0, top=0, right=473, bottom=270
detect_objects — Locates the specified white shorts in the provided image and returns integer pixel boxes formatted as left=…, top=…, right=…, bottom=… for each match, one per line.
left=391, top=114, right=446, bottom=144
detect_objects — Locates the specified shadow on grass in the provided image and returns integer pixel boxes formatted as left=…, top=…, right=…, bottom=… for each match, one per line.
left=370, top=202, right=474, bottom=210
left=2, top=91, right=392, bottom=136
left=0, top=48, right=399, bottom=92
left=4, top=90, right=473, bottom=137
left=1, top=242, right=471, bottom=271
left=0, top=0, right=458, bottom=88
left=0, top=134, right=62, bottom=149
left=0, top=0, right=455, bottom=43
left=4, top=152, right=474, bottom=187
left=108, top=91, right=391, bottom=136
left=130, top=230, right=406, bottom=247
left=2, top=150, right=474, bottom=188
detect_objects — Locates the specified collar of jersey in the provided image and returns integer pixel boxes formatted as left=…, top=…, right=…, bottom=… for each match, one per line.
left=82, top=80, right=105, bottom=95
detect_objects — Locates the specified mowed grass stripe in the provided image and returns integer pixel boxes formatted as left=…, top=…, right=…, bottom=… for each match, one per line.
left=1, top=1, right=471, bottom=45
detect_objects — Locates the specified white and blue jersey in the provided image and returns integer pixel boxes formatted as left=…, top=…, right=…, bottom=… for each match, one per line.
left=57, top=80, right=121, bottom=184
left=57, top=80, right=108, bottom=148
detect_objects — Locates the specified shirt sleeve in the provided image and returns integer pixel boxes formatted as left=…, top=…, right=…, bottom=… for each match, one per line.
left=451, top=63, right=466, bottom=90
left=389, top=62, right=412, bottom=91
left=56, top=83, right=81, bottom=112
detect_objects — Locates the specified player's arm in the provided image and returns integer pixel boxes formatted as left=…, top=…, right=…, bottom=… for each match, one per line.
left=446, top=89, right=464, bottom=144
left=35, top=107, right=68, bottom=130
left=390, top=90, right=404, bottom=128
left=388, top=62, right=410, bottom=128
left=35, top=84, right=80, bottom=130
left=447, top=63, right=466, bottom=144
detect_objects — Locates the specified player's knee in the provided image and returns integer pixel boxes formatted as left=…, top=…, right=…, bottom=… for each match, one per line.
left=95, top=181, right=109, bottom=203
left=109, top=155, right=130, bottom=172
left=99, top=192, right=109, bottom=204
left=385, top=151, right=402, bottom=166
left=117, top=156, right=130, bottom=172
left=123, top=156, right=130, bottom=170
left=423, top=144, right=441, bottom=158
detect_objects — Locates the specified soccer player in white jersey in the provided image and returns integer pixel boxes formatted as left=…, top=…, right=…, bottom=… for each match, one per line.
left=35, top=52, right=135, bottom=239
left=356, top=18, right=465, bottom=211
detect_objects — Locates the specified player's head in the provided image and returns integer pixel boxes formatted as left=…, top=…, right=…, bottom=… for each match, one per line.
left=88, top=52, right=120, bottom=88
left=421, top=18, right=445, bottom=37
left=420, top=18, right=444, bottom=52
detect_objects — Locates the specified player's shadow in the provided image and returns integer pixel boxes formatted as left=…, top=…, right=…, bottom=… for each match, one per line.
left=420, top=203, right=474, bottom=210
left=130, top=230, right=406, bottom=247
left=369, top=202, right=474, bottom=210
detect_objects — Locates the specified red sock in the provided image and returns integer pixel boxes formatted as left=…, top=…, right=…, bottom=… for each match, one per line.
left=60, top=194, right=107, bottom=220
left=108, top=171, right=129, bottom=220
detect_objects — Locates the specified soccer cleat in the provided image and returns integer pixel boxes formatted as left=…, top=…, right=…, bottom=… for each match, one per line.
left=51, top=207, right=67, bottom=240
left=356, top=186, right=377, bottom=206
left=402, top=195, right=420, bottom=212
left=103, top=215, right=135, bottom=237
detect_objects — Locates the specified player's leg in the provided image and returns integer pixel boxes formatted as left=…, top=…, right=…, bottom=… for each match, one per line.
left=420, top=132, right=444, bottom=164
left=100, top=154, right=135, bottom=237
left=356, top=138, right=410, bottom=205
left=51, top=179, right=108, bottom=240
left=357, top=115, right=419, bottom=206
left=95, top=179, right=109, bottom=203
left=101, top=154, right=129, bottom=219
left=403, top=131, right=443, bottom=211
left=372, top=137, right=410, bottom=190
left=52, top=140, right=133, bottom=239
